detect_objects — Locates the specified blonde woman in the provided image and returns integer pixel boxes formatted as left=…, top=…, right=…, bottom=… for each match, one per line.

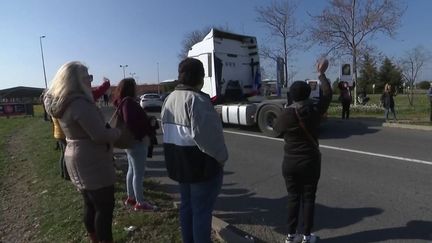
left=381, top=83, right=397, bottom=121
left=44, top=61, right=120, bottom=243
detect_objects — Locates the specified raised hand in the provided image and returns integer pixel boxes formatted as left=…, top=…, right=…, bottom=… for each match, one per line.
left=317, top=58, right=329, bottom=75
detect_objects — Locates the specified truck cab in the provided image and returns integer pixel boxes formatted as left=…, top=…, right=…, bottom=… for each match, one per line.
left=188, top=29, right=285, bottom=137
left=188, top=29, right=261, bottom=104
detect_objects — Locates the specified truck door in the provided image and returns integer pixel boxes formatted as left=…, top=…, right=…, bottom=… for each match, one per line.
left=194, top=53, right=216, bottom=99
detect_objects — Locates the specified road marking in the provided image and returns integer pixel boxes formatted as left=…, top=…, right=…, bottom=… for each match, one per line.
left=223, top=130, right=432, bottom=166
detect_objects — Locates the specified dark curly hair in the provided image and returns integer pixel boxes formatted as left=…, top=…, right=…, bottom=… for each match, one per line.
left=178, top=58, right=204, bottom=87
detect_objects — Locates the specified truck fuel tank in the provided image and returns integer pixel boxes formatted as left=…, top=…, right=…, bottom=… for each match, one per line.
left=220, top=104, right=257, bottom=126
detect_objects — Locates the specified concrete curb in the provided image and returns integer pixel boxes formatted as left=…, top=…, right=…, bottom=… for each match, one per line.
left=382, top=122, right=432, bottom=131
left=212, top=216, right=255, bottom=243
left=172, top=201, right=254, bottom=243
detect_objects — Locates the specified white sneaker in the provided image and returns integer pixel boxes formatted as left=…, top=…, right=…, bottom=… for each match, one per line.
left=301, top=234, right=317, bottom=243
left=285, top=234, right=301, bottom=243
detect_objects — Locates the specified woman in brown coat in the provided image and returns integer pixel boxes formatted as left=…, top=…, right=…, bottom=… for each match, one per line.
left=44, top=61, right=120, bottom=243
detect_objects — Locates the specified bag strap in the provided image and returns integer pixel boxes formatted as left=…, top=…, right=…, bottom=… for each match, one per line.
left=108, top=97, right=130, bottom=124
left=294, top=108, right=319, bottom=149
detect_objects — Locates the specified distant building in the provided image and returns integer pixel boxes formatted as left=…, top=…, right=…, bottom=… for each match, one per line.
left=136, top=84, right=160, bottom=95
left=107, top=84, right=161, bottom=97
left=0, top=86, right=43, bottom=117
left=0, top=86, right=45, bottom=104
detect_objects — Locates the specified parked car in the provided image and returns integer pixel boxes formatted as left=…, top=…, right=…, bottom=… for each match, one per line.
left=159, top=92, right=171, bottom=102
left=140, top=93, right=163, bottom=111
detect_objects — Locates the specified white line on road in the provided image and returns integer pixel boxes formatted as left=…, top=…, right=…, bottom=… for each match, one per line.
left=223, top=130, right=432, bottom=166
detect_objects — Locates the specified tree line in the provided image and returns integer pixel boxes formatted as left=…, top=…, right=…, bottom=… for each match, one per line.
left=179, top=0, right=430, bottom=106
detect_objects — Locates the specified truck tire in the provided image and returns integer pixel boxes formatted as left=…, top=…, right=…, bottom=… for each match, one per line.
left=257, top=105, right=282, bottom=137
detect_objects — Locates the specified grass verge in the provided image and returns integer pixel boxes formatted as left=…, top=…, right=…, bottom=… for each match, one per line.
left=0, top=108, right=181, bottom=242
left=327, top=93, right=432, bottom=124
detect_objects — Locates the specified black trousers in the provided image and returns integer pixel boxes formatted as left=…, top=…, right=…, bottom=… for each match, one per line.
left=57, top=139, right=69, bottom=180
left=282, top=154, right=321, bottom=235
left=341, top=101, right=351, bottom=119
left=81, top=185, right=115, bottom=241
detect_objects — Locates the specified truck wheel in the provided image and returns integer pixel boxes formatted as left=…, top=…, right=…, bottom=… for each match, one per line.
left=258, top=105, right=282, bottom=137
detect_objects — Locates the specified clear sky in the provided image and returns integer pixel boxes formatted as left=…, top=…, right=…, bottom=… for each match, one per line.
left=0, top=0, right=430, bottom=90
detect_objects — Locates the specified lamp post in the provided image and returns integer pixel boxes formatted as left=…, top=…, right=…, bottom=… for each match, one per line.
left=120, top=64, right=128, bottom=78
left=39, top=36, right=48, bottom=89
left=157, top=62, right=160, bottom=94
left=129, top=72, right=136, bottom=79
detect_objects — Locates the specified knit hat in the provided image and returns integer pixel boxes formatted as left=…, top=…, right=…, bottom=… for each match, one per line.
left=289, top=81, right=311, bottom=102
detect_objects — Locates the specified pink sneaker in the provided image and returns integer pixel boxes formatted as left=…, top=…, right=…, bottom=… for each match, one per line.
left=134, top=201, right=158, bottom=212
left=124, top=197, right=136, bottom=207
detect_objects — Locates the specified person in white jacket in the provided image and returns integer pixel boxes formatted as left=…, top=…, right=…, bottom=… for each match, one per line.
left=161, top=58, right=228, bottom=243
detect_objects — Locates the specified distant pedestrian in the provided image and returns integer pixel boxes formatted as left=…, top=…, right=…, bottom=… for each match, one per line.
left=44, top=61, right=120, bottom=243
left=161, top=58, right=228, bottom=243
left=338, top=81, right=353, bottom=119
left=103, top=93, right=109, bottom=106
left=112, top=78, right=157, bottom=212
left=381, top=83, right=397, bottom=122
left=274, top=58, right=332, bottom=243
left=428, top=83, right=432, bottom=122
left=147, top=115, right=159, bottom=158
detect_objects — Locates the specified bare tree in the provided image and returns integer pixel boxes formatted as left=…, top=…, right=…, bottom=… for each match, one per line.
left=255, top=0, right=304, bottom=87
left=309, top=0, right=405, bottom=104
left=178, top=25, right=231, bottom=60
left=399, top=46, right=431, bottom=106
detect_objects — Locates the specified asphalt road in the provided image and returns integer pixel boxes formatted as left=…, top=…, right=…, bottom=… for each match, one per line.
left=103, top=107, right=432, bottom=242
left=214, top=119, right=432, bottom=243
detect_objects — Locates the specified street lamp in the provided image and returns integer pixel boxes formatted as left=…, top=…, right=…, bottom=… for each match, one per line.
left=157, top=62, right=160, bottom=94
left=39, top=35, right=48, bottom=89
left=129, top=72, right=136, bottom=79
left=120, top=64, right=128, bottom=78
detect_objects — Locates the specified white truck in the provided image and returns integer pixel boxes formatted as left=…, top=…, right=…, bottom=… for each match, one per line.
left=187, top=28, right=286, bottom=137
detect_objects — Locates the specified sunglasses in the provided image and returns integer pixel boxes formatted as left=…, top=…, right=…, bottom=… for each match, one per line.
left=84, top=74, right=93, bottom=82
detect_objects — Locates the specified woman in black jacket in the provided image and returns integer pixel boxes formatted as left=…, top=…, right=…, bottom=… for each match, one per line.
left=381, top=83, right=397, bottom=122
left=274, top=59, right=332, bottom=243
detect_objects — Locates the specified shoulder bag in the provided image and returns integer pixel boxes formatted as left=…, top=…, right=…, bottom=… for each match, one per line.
left=294, top=108, right=319, bottom=149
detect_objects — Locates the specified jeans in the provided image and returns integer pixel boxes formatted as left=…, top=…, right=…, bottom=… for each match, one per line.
left=179, top=171, right=223, bottom=243
left=82, top=185, right=115, bottom=241
left=125, top=141, right=148, bottom=204
left=384, top=107, right=397, bottom=120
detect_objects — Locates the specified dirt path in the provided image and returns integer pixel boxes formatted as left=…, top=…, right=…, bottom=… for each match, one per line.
left=0, top=132, right=40, bottom=242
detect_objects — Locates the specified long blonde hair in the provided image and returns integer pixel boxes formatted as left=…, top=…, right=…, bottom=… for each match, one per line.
left=46, top=61, right=93, bottom=102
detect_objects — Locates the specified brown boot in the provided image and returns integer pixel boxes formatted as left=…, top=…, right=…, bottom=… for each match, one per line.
left=88, top=232, right=98, bottom=243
